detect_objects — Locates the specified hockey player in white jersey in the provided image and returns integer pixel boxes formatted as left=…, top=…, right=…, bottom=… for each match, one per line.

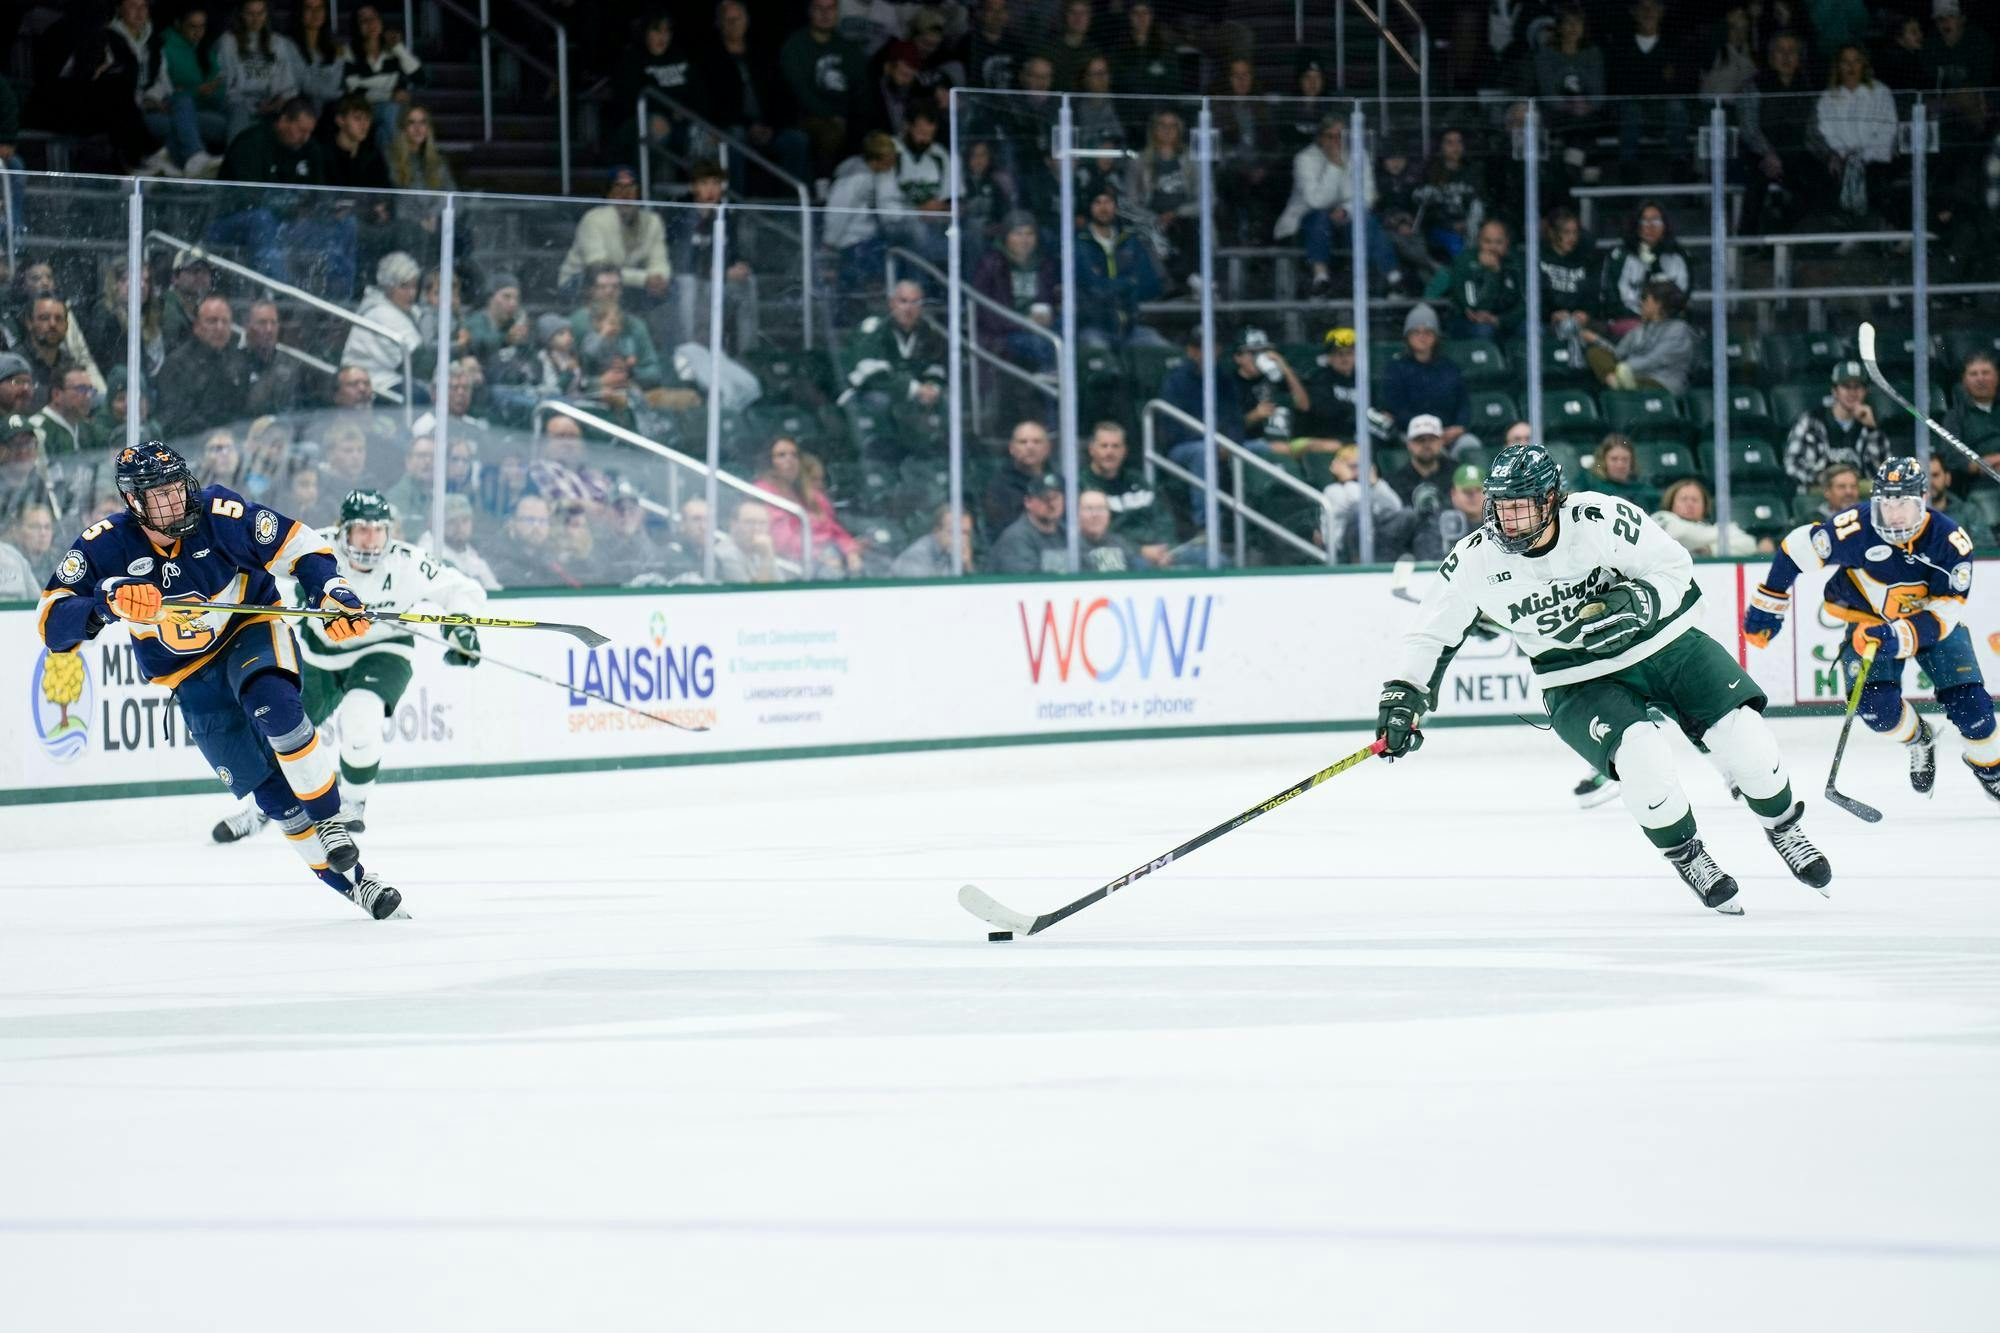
left=213, top=488, right=486, bottom=842
left=1376, top=442, right=1831, bottom=914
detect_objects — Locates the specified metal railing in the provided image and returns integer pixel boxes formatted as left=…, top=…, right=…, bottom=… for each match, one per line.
left=432, top=0, right=571, bottom=194
left=1141, top=399, right=1336, bottom=567
left=886, top=245, right=1062, bottom=434
left=1336, top=0, right=1430, bottom=150
left=143, top=228, right=416, bottom=428
left=637, top=89, right=815, bottom=349
left=530, top=399, right=812, bottom=581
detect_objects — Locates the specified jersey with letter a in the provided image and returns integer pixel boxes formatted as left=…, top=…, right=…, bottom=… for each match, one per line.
left=38, top=486, right=341, bottom=687
left=1397, top=490, right=1702, bottom=697
left=294, top=535, right=487, bottom=668
left=1760, top=504, right=1975, bottom=650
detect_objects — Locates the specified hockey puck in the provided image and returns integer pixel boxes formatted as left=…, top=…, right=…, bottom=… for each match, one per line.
left=988, top=931, right=1014, bottom=942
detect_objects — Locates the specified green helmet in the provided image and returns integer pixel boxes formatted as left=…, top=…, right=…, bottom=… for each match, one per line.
left=1482, top=442, right=1564, bottom=554
left=338, top=488, right=395, bottom=571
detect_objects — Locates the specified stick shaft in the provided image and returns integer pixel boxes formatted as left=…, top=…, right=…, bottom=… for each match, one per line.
left=1859, top=324, right=2000, bottom=485
left=393, top=620, right=714, bottom=734
left=1825, top=643, right=1879, bottom=812
left=172, top=599, right=610, bottom=647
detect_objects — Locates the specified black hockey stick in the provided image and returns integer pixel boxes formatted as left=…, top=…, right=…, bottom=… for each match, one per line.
left=1825, top=642, right=1883, bottom=824
left=959, top=737, right=1387, bottom=938
left=1856, top=322, right=2000, bottom=486
left=393, top=620, right=715, bottom=734
left=181, top=599, right=612, bottom=648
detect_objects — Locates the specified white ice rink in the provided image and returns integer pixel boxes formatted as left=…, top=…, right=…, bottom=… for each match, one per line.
left=3, top=716, right=1997, bottom=1330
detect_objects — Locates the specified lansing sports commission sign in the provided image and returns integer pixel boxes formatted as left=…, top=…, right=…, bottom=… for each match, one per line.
left=4, top=559, right=1995, bottom=801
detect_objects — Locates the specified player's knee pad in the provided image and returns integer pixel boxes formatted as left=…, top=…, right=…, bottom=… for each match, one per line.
left=1614, top=722, right=1689, bottom=832
left=336, top=688, right=389, bottom=770
left=239, top=669, right=311, bottom=750
left=1857, top=681, right=1906, bottom=735
left=1701, top=704, right=1789, bottom=799
left=1938, top=683, right=1997, bottom=742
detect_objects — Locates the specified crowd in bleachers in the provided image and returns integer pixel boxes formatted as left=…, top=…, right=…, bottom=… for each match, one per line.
left=0, top=1, right=1997, bottom=592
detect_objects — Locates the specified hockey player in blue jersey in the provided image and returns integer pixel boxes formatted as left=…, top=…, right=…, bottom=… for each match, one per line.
left=37, top=442, right=408, bottom=917
left=1744, top=455, right=1999, bottom=806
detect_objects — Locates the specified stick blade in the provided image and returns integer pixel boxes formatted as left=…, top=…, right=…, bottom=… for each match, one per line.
left=560, top=622, right=612, bottom=648
left=957, top=884, right=1037, bottom=935
left=1856, top=321, right=1876, bottom=363
left=1824, top=785, right=1884, bottom=824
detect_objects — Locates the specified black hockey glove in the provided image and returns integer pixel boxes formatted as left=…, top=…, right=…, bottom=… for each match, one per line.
left=1375, top=680, right=1427, bottom=760
left=1576, top=580, right=1659, bottom=656
left=442, top=623, right=481, bottom=667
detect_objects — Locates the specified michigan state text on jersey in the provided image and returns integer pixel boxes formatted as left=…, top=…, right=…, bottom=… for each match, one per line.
left=38, top=443, right=404, bottom=919
left=1745, top=456, right=2000, bottom=805
left=1377, top=442, right=1831, bottom=914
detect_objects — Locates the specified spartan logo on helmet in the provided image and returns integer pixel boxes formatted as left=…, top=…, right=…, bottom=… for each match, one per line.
left=1483, top=443, right=1565, bottom=554
left=338, top=489, right=395, bottom=572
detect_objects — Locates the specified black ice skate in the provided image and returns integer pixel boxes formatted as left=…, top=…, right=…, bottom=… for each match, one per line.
left=1763, top=802, right=1832, bottom=895
left=327, top=795, right=368, bottom=834
left=348, top=868, right=406, bottom=920
left=1665, top=836, right=1743, bottom=915
left=1908, top=716, right=1936, bottom=796
left=211, top=805, right=268, bottom=844
left=1968, top=757, right=2000, bottom=806
left=317, top=819, right=361, bottom=874
left=1574, top=772, right=1620, bottom=809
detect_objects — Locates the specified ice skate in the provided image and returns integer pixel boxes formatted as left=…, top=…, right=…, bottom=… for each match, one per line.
left=1969, top=757, right=2000, bottom=806
left=317, top=819, right=361, bottom=874
left=1907, top=717, right=1936, bottom=796
left=326, top=794, right=368, bottom=834
left=211, top=803, right=268, bottom=844
left=347, top=868, right=406, bottom=920
left=1573, top=772, right=1620, bottom=809
left=1763, top=802, right=1832, bottom=894
left=1665, top=837, right=1743, bottom=915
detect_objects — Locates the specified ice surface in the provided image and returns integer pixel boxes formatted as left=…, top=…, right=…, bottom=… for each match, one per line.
left=3, top=717, right=1997, bottom=1331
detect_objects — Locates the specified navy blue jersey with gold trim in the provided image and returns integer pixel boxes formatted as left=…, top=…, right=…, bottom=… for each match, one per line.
left=1758, top=504, right=1976, bottom=653
left=37, top=486, right=341, bottom=687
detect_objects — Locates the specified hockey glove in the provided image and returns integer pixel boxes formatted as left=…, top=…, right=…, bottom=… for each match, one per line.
left=442, top=623, right=481, bottom=667
left=320, top=583, right=370, bottom=644
left=1742, top=584, right=1790, bottom=648
left=1575, top=580, right=1658, bottom=656
left=1375, top=680, right=1427, bottom=761
left=1851, top=619, right=1915, bottom=661
left=97, top=578, right=163, bottom=624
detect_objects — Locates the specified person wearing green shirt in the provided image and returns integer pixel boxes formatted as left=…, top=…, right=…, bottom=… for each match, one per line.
left=1421, top=218, right=1525, bottom=341
left=155, top=6, right=229, bottom=174
left=779, top=0, right=866, bottom=176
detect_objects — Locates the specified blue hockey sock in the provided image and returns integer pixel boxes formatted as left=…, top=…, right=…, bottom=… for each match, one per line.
left=241, top=671, right=342, bottom=822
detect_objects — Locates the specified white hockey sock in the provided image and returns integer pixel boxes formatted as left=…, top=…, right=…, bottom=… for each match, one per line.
left=1966, top=731, right=2000, bottom=769
left=1614, top=722, right=1694, bottom=847
left=1702, top=706, right=1795, bottom=825
left=1888, top=701, right=1919, bottom=745
left=335, top=688, right=388, bottom=786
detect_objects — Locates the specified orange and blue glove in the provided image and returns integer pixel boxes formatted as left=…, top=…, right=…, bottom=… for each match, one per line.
left=1851, top=619, right=1916, bottom=661
left=96, top=578, right=163, bottom=624
left=1742, top=584, right=1789, bottom=648
left=320, top=583, right=370, bottom=643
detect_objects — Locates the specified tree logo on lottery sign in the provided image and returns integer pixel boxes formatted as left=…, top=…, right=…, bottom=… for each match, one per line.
left=29, top=647, right=92, bottom=762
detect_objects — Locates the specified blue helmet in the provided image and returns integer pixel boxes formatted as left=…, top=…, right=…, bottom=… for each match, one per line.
left=1871, top=455, right=1926, bottom=545
left=1483, top=442, right=1565, bottom=553
left=116, top=440, right=202, bottom=538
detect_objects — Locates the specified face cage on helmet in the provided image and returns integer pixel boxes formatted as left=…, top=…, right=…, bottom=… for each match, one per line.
left=124, top=479, right=202, bottom=538
left=1484, top=488, right=1560, bottom=554
left=1871, top=494, right=1925, bottom=546
left=340, top=519, right=392, bottom=572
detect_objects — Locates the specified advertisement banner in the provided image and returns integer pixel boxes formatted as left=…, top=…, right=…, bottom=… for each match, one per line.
left=6, top=558, right=1995, bottom=802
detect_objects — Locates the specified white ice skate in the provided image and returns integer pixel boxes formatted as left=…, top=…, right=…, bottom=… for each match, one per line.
left=211, top=803, right=269, bottom=844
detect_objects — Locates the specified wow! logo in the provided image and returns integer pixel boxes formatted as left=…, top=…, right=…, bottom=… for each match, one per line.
left=1019, top=595, right=1215, bottom=683
left=29, top=648, right=92, bottom=762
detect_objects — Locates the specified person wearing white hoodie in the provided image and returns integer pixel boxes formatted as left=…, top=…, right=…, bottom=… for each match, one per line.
left=340, top=252, right=424, bottom=398
left=1815, top=43, right=1899, bottom=221
left=1274, top=116, right=1402, bottom=299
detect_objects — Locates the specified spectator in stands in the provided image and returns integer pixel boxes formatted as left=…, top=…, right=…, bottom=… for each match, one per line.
left=715, top=498, right=787, bottom=583
left=535, top=315, right=586, bottom=402
left=1074, top=187, right=1168, bottom=351
left=0, top=352, right=30, bottom=418
left=1072, top=54, right=1125, bottom=157
left=1227, top=328, right=1310, bottom=453
left=1697, top=1, right=1760, bottom=96
left=1278, top=53, right=1334, bottom=155
left=31, top=364, right=105, bottom=459
left=0, top=523, right=36, bottom=599
left=77, top=261, right=163, bottom=383
left=321, top=91, right=393, bottom=203
left=341, top=5, right=421, bottom=150
left=1739, top=29, right=1818, bottom=234
left=1085, top=420, right=1179, bottom=567
left=891, top=503, right=975, bottom=576
left=485, top=493, right=569, bottom=589
left=466, top=275, right=526, bottom=365
left=983, top=419, right=1053, bottom=537
left=0, top=414, right=46, bottom=523
left=1211, top=58, right=1276, bottom=244
left=1123, top=109, right=1199, bottom=294
left=1425, top=219, right=1525, bottom=341
left=704, top=1, right=813, bottom=194
left=158, top=295, right=249, bottom=443
left=1275, top=116, right=1400, bottom=301
left=318, top=418, right=375, bottom=496
left=1783, top=359, right=1890, bottom=490
left=1111, top=2, right=1184, bottom=96
left=857, top=39, right=921, bottom=142
left=1534, top=3, right=1607, bottom=162
left=844, top=280, right=948, bottom=465
left=1815, top=44, right=1899, bottom=226
left=1923, top=2, right=1993, bottom=92
left=1076, top=490, right=1142, bottom=570
left=547, top=500, right=603, bottom=585
left=1654, top=477, right=1766, bottom=555
left=556, top=167, right=672, bottom=311
left=1575, top=278, right=1694, bottom=394
left=199, top=427, right=242, bottom=490
left=95, top=366, right=161, bottom=450
left=1322, top=443, right=1405, bottom=562
left=152, top=6, right=229, bottom=177
left=1039, top=0, right=1102, bottom=91
left=1874, top=19, right=1930, bottom=120
left=1586, top=434, right=1655, bottom=509
left=419, top=492, right=500, bottom=590
left=22, top=299, right=102, bottom=409
left=890, top=104, right=953, bottom=265
left=783, top=0, right=868, bottom=178
left=755, top=436, right=863, bottom=578
left=1381, top=304, right=1473, bottom=451
left=286, top=0, right=348, bottom=109
left=573, top=275, right=691, bottom=420
left=964, top=0, right=1024, bottom=94
left=217, top=97, right=351, bottom=296
left=49, top=1, right=173, bottom=178
left=1298, top=327, right=1368, bottom=450
left=1385, top=414, right=1455, bottom=512
left=384, top=102, right=455, bottom=192
left=613, top=11, right=700, bottom=182
left=160, top=250, right=215, bottom=351
left=972, top=212, right=1059, bottom=375
left=381, top=431, right=434, bottom=521
left=1538, top=207, right=1600, bottom=339
left=312, top=364, right=400, bottom=468
left=1605, top=0, right=1691, bottom=176
left=1598, top=201, right=1690, bottom=332
left=991, top=56, right=1061, bottom=229
left=957, top=140, right=1014, bottom=259
left=240, top=300, right=304, bottom=419
left=1412, top=127, right=1484, bottom=262
left=990, top=470, right=1068, bottom=573
left=218, top=0, right=301, bottom=144
left=823, top=132, right=902, bottom=310
left=342, top=252, right=424, bottom=398
left=592, top=483, right=662, bottom=585
left=1810, top=462, right=1862, bottom=521
left=275, top=452, right=323, bottom=527
left=233, top=414, right=292, bottom=500
left=1389, top=462, right=1487, bottom=563
left=1941, top=351, right=2000, bottom=497
left=7, top=501, right=57, bottom=582
left=1929, top=453, right=1988, bottom=546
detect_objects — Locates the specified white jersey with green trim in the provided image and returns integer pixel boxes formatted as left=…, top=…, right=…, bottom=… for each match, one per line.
left=1395, top=490, right=1704, bottom=697
left=293, top=533, right=488, bottom=668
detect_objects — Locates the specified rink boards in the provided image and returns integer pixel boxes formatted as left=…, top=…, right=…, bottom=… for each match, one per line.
left=6, top=558, right=1997, bottom=803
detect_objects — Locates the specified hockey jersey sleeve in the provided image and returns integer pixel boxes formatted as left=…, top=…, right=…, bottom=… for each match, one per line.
left=1904, top=518, right=1976, bottom=651
left=208, top=489, right=345, bottom=603
left=1393, top=532, right=1489, bottom=706
left=36, top=525, right=115, bottom=653
left=408, top=544, right=489, bottom=615
left=1584, top=493, right=1696, bottom=612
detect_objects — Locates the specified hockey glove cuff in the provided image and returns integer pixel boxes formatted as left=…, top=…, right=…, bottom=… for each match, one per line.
left=321, top=582, right=370, bottom=644
left=1742, top=584, right=1789, bottom=648
left=442, top=623, right=481, bottom=667
left=1577, top=580, right=1659, bottom=655
left=1376, top=680, right=1427, bottom=761
left=98, top=578, right=164, bottom=624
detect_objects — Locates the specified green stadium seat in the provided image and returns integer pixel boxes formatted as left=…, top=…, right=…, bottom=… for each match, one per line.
left=1731, top=489, right=1796, bottom=539
left=1690, top=336, right=1758, bottom=387
left=1454, top=444, right=1494, bottom=476
left=1444, top=340, right=1509, bottom=388
left=1725, top=436, right=1787, bottom=484
left=1468, top=389, right=1519, bottom=438
left=1602, top=388, right=1688, bottom=442
left=1686, top=385, right=1774, bottom=434
left=1541, top=338, right=1594, bottom=387
left=1867, top=329, right=1942, bottom=374
left=1758, top=331, right=1846, bottom=383
left=1541, top=441, right=1587, bottom=480
left=1769, top=381, right=1829, bottom=428
left=1124, top=345, right=1184, bottom=403
left=1542, top=387, right=1602, bottom=436
left=1635, top=439, right=1706, bottom=482
left=1372, top=446, right=1408, bottom=478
